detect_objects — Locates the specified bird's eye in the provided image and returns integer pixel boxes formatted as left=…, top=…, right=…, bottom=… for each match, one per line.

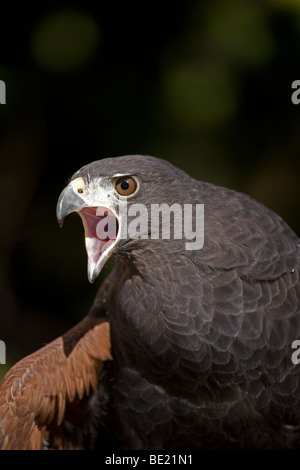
left=115, top=176, right=137, bottom=196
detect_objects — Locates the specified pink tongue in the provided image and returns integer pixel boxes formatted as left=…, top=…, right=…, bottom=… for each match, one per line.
left=85, top=237, right=108, bottom=264
left=79, top=207, right=117, bottom=265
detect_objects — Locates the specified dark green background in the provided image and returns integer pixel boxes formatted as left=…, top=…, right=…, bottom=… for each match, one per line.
left=1, top=0, right=300, bottom=380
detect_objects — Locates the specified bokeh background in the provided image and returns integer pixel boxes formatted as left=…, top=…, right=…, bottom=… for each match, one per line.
left=1, top=0, right=300, bottom=380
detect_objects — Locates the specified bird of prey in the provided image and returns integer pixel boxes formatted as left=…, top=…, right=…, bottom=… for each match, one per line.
left=0, top=154, right=300, bottom=450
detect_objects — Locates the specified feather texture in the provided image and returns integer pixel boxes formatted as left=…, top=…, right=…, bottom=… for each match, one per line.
left=0, top=317, right=111, bottom=449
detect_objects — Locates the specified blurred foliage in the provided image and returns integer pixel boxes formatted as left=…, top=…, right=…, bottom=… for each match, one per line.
left=267, top=0, right=300, bottom=11
left=31, top=8, right=101, bottom=71
left=0, top=0, right=300, bottom=381
left=163, top=59, right=239, bottom=128
left=204, top=1, right=274, bottom=67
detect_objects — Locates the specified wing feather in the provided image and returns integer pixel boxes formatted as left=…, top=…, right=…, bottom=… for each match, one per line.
left=0, top=316, right=111, bottom=450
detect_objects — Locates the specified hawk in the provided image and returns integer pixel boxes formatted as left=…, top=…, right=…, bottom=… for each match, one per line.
left=1, top=155, right=300, bottom=449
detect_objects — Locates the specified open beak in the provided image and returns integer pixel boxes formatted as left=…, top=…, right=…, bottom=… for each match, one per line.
left=56, top=184, right=119, bottom=283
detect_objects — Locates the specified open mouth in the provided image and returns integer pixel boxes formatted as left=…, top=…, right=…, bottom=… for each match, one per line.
left=79, top=206, right=119, bottom=283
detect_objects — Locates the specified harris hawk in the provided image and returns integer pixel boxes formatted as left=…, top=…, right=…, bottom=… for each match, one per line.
left=0, top=154, right=300, bottom=450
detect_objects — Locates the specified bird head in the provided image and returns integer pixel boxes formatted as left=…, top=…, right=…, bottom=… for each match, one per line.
left=56, top=155, right=192, bottom=283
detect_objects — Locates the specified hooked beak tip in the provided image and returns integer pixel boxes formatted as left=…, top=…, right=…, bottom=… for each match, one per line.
left=56, top=184, right=87, bottom=228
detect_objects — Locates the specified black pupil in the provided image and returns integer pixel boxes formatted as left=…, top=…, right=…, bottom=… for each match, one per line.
left=121, top=180, right=130, bottom=191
